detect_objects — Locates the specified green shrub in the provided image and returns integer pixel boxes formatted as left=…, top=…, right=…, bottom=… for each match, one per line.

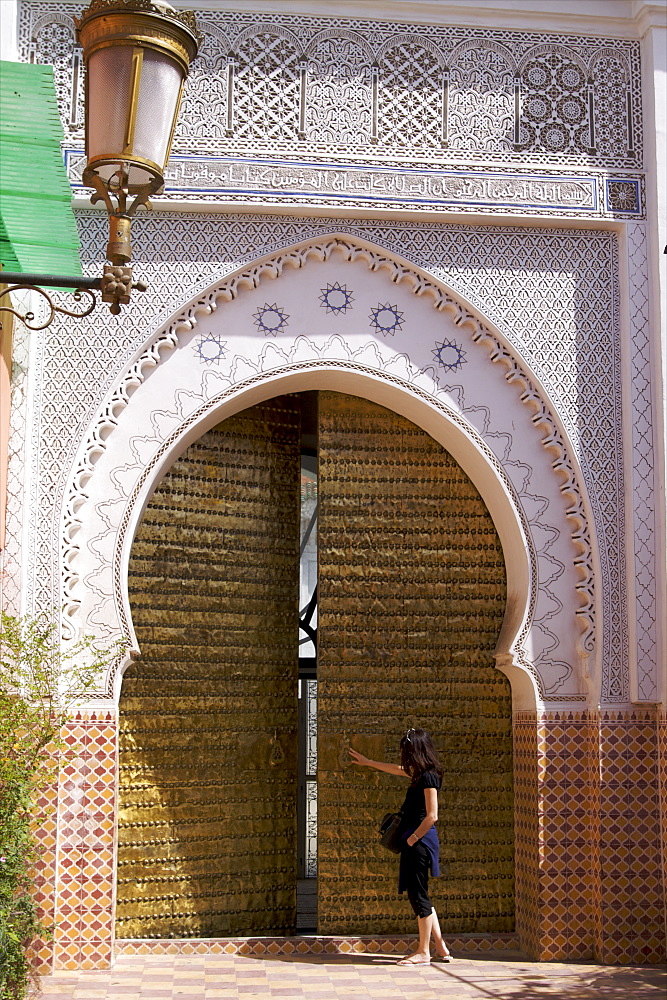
left=0, top=612, right=118, bottom=999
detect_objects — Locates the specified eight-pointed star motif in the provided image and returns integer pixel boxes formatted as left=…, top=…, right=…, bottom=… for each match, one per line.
left=368, top=302, right=404, bottom=336
left=319, top=282, right=355, bottom=315
left=253, top=302, right=290, bottom=336
left=195, top=334, right=228, bottom=365
left=432, top=340, right=467, bottom=371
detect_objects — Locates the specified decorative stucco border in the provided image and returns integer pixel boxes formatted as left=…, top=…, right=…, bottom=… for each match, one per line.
left=106, top=353, right=545, bottom=702
left=64, top=150, right=647, bottom=222
left=626, top=223, right=658, bottom=703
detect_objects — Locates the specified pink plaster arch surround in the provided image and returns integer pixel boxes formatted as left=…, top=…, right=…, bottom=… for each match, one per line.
left=62, top=235, right=599, bottom=710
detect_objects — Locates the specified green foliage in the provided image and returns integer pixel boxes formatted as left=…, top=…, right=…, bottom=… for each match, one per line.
left=0, top=612, right=119, bottom=999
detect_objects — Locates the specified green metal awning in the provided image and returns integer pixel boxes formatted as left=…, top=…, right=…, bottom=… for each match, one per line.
left=0, top=61, right=82, bottom=276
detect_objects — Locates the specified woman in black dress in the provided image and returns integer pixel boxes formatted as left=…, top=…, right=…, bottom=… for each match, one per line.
left=349, top=728, right=451, bottom=965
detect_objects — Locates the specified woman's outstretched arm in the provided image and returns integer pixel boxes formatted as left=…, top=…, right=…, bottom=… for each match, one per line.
left=348, top=748, right=408, bottom=777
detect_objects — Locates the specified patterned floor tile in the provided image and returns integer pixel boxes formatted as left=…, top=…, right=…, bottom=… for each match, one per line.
left=37, top=953, right=666, bottom=999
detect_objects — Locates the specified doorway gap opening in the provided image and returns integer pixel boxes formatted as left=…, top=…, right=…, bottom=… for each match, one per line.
left=297, top=391, right=318, bottom=932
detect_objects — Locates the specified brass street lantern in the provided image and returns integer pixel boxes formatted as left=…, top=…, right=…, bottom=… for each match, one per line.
left=0, top=0, right=199, bottom=326
left=75, top=0, right=200, bottom=309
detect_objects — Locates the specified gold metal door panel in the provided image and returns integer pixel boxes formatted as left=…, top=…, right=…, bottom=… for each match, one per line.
left=117, top=398, right=300, bottom=939
left=317, top=391, right=513, bottom=935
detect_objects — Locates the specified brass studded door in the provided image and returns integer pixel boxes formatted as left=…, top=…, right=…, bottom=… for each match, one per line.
left=117, top=398, right=300, bottom=939
left=317, top=391, right=514, bottom=935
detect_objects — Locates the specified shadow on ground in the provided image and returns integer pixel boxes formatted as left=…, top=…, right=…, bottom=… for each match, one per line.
left=248, top=951, right=667, bottom=998
left=428, top=961, right=667, bottom=999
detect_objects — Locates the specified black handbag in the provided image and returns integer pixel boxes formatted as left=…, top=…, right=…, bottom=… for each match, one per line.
left=379, top=810, right=403, bottom=854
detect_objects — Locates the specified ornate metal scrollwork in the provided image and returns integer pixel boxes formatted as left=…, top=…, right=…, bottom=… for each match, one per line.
left=0, top=282, right=96, bottom=331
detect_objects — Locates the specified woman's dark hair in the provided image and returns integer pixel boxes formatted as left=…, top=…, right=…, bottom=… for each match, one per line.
left=400, top=728, right=443, bottom=783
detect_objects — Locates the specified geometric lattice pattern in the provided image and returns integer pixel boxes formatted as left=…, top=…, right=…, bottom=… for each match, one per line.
left=20, top=4, right=642, bottom=170
left=307, top=37, right=372, bottom=145
left=626, top=223, right=657, bottom=702
left=178, top=40, right=227, bottom=143
left=593, top=53, right=632, bottom=161
left=31, top=16, right=84, bottom=139
left=440, top=230, right=627, bottom=700
left=0, top=311, right=30, bottom=615
left=378, top=40, right=441, bottom=149
left=234, top=31, right=300, bottom=143
left=448, top=43, right=514, bottom=153
left=519, top=51, right=591, bottom=156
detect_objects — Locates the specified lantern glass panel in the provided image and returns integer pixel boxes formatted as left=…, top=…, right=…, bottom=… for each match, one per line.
left=132, top=50, right=183, bottom=170
left=86, top=44, right=133, bottom=169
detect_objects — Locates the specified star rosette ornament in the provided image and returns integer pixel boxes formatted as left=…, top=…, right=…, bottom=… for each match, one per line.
left=195, top=334, right=228, bottom=365
left=253, top=302, right=290, bottom=336
left=432, top=340, right=467, bottom=371
left=369, top=302, right=404, bottom=337
left=319, top=282, right=354, bottom=315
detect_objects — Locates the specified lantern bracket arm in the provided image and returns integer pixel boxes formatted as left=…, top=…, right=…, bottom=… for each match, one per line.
left=0, top=271, right=148, bottom=329
left=127, top=176, right=162, bottom=216
left=0, top=283, right=97, bottom=331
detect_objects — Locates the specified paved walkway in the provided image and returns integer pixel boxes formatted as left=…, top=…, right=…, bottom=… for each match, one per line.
left=38, top=952, right=666, bottom=999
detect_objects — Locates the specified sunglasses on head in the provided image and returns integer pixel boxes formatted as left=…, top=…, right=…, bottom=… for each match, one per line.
left=405, top=728, right=416, bottom=743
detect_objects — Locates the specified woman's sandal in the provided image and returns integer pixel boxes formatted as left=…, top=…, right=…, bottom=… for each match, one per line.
left=433, top=949, right=452, bottom=962
left=397, top=954, right=431, bottom=966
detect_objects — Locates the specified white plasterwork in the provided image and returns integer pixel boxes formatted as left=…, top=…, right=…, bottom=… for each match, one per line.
left=15, top=212, right=627, bottom=705
left=626, top=223, right=659, bottom=703
left=60, top=236, right=596, bottom=710
left=21, top=1, right=643, bottom=173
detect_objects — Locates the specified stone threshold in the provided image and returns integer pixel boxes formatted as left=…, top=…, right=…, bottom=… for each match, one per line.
left=116, top=933, right=520, bottom=957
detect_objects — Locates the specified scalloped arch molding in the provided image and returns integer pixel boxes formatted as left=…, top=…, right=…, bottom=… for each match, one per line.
left=63, top=235, right=598, bottom=708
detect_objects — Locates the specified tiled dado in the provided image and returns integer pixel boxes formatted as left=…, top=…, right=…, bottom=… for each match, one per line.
left=51, top=712, right=117, bottom=972
left=115, top=934, right=520, bottom=958
left=597, top=710, right=664, bottom=964
left=513, top=714, right=541, bottom=959
left=660, top=711, right=667, bottom=955
left=30, top=708, right=665, bottom=972
left=514, top=710, right=600, bottom=963
left=513, top=709, right=665, bottom=965
left=25, top=746, right=61, bottom=974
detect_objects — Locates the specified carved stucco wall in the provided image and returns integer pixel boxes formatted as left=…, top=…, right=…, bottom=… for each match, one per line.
left=20, top=3, right=644, bottom=218
left=22, top=2, right=642, bottom=171
left=4, top=210, right=658, bottom=707
left=59, top=235, right=591, bottom=709
left=3, top=3, right=658, bottom=710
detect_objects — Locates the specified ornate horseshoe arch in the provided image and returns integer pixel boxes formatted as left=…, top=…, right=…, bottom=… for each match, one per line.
left=61, top=234, right=599, bottom=709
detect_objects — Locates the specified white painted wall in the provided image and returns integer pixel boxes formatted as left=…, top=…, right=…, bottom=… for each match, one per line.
left=0, top=1, right=19, bottom=62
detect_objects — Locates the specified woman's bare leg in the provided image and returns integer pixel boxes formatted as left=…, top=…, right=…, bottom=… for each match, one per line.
left=416, top=912, right=435, bottom=958
left=398, top=913, right=433, bottom=963
left=429, top=909, right=450, bottom=958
